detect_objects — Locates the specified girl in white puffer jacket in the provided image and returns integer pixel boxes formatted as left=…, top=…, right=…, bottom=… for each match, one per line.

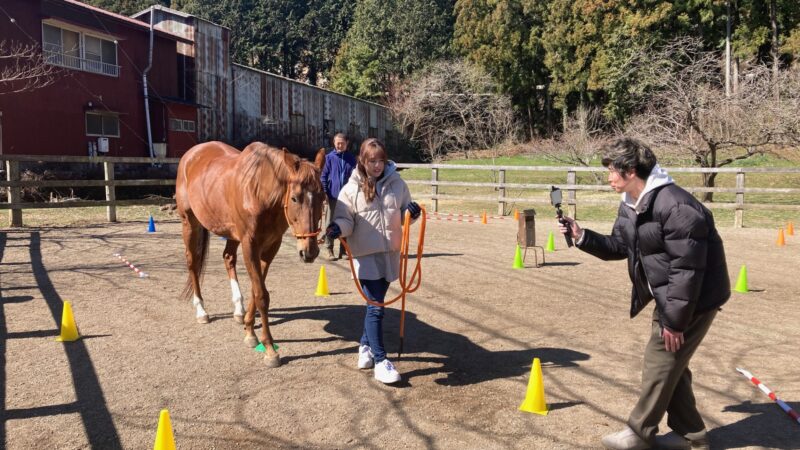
left=326, top=138, right=420, bottom=384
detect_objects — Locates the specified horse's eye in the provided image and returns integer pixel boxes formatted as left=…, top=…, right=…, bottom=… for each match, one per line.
left=291, top=196, right=298, bottom=203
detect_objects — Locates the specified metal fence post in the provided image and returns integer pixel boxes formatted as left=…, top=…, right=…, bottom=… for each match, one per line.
left=567, top=170, right=577, bottom=219
left=104, top=161, right=116, bottom=222
left=735, top=170, right=745, bottom=228
left=431, top=168, right=439, bottom=213
left=498, top=169, right=506, bottom=215
left=6, top=160, right=22, bottom=227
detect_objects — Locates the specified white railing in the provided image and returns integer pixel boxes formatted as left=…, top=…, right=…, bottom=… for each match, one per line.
left=44, top=51, right=120, bottom=77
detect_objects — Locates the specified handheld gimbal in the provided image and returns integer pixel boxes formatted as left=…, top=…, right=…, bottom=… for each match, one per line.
left=550, top=186, right=574, bottom=247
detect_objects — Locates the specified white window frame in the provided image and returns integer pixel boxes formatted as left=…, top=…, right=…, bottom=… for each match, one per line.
left=86, top=112, right=121, bottom=138
left=169, top=118, right=196, bottom=133
left=42, top=20, right=120, bottom=77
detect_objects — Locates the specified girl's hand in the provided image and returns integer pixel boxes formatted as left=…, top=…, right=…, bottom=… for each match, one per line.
left=326, top=223, right=341, bottom=239
left=406, top=202, right=421, bottom=219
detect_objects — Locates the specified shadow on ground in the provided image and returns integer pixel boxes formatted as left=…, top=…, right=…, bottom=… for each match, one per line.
left=269, top=304, right=590, bottom=387
left=707, top=400, right=800, bottom=449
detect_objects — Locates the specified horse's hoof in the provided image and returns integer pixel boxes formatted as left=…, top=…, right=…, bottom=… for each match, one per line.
left=233, top=314, right=244, bottom=324
left=243, top=335, right=259, bottom=348
left=263, top=354, right=281, bottom=368
left=196, top=315, right=210, bottom=324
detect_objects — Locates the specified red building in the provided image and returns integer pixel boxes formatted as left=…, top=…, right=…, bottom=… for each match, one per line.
left=0, top=0, right=198, bottom=158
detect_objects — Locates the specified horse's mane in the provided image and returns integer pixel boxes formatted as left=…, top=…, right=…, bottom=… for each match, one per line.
left=238, top=142, right=321, bottom=209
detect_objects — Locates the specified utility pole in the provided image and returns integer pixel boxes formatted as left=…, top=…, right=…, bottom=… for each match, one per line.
left=770, top=0, right=779, bottom=99
left=726, top=0, right=732, bottom=97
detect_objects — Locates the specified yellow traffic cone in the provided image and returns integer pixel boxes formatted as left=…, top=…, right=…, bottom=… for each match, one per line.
left=315, top=265, right=330, bottom=297
left=153, top=409, right=176, bottom=450
left=787, top=221, right=794, bottom=236
left=777, top=228, right=786, bottom=246
left=481, top=211, right=488, bottom=224
left=55, top=301, right=80, bottom=342
left=519, top=357, right=548, bottom=415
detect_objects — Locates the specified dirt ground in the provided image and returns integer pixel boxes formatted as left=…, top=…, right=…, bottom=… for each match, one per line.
left=1, top=217, right=799, bottom=449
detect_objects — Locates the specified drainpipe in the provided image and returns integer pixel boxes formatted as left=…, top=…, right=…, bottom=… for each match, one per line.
left=142, top=9, right=155, bottom=158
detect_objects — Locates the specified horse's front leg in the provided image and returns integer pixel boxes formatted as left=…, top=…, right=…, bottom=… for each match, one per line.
left=255, top=241, right=283, bottom=367
left=222, top=239, right=244, bottom=324
left=241, top=241, right=281, bottom=367
left=241, top=242, right=261, bottom=349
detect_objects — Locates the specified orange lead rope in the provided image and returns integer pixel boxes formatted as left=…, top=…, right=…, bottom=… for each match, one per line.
left=339, top=206, right=426, bottom=359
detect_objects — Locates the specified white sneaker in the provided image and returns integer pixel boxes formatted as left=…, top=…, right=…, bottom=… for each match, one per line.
left=374, top=359, right=401, bottom=384
left=357, top=345, right=374, bottom=369
left=600, top=426, right=650, bottom=450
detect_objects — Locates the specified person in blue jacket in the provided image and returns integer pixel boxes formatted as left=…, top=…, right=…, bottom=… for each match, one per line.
left=320, top=133, right=357, bottom=260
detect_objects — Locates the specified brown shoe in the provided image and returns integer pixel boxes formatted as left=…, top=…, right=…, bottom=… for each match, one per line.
left=326, top=248, right=337, bottom=261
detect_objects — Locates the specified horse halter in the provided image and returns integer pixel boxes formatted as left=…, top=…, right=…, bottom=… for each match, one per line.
left=282, top=187, right=322, bottom=240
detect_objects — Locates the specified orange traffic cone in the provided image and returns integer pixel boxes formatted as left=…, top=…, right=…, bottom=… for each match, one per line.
left=787, top=221, right=794, bottom=236
left=514, top=209, right=520, bottom=221
left=777, top=228, right=786, bottom=246
left=481, top=211, right=487, bottom=224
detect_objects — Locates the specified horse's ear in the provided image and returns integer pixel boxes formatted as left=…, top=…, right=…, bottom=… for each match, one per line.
left=314, top=148, right=326, bottom=172
left=282, top=149, right=299, bottom=174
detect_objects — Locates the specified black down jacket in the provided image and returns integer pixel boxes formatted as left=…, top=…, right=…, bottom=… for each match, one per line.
left=578, top=184, right=730, bottom=331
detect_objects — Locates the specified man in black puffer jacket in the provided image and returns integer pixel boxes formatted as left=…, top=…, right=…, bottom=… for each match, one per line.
left=558, top=138, right=730, bottom=450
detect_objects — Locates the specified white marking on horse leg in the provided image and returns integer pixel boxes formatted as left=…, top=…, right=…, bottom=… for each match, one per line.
left=231, top=279, right=244, bottom=316
left=192, top=294, right=208, bottom=319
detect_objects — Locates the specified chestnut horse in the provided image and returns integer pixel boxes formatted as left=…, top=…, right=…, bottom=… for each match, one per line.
left=176, top=141, right=326, bottom=367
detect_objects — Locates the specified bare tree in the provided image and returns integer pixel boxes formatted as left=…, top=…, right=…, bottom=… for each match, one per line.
left=625, top=38, right=800, bottom=201
left=388, top=60, right=520, bottom=161
left=536, top=105, right=611, bottom=174
left=0, top=40, right=60, bottom=95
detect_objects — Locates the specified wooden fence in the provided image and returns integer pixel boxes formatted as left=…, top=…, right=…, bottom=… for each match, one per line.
left=2, top=155, right=800, bottom=228
left=1, top=154, right=180, bottom=227
left=396, top=163, right=800, bottom=228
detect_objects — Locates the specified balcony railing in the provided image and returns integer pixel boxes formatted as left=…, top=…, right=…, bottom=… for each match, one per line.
left=44, top=51, right=120, bottom=77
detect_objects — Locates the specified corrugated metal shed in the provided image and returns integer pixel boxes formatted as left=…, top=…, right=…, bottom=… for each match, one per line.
left=142, top=5, right=403, bottom=158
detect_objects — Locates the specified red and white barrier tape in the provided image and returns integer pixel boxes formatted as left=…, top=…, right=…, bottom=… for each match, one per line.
left=425, top=215, right=479, bottom=223
left=737, top=367, right=800, bottom=425
left=113, top=253, right=149, bottom=278
left=429, top=211, right=510, bottom=221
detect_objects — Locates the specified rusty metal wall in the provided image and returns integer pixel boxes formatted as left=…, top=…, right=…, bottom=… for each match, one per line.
left=194, top=20, right=230, bottom=142
left=148, top=8, right=229, bottom=143
left=231, top=65, right=393, bottom=156
left=146, top=6, right=399, bottom=158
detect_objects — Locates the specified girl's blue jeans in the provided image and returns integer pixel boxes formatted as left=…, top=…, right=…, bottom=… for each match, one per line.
left=359, top=278, right=391, bottom=363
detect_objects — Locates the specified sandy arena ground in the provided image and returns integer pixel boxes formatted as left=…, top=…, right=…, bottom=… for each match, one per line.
left=1, top=217, right=798, bottom=449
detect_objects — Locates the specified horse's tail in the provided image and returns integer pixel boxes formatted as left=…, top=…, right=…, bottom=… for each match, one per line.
left=180, top=227, right=210, bottom=302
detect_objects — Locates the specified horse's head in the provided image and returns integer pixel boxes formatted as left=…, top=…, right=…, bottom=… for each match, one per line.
left=283, top=148, right=326, bottom=263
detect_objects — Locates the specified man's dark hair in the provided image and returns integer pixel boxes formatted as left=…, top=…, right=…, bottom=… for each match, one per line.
left=600, top=138, right=658, bottom=180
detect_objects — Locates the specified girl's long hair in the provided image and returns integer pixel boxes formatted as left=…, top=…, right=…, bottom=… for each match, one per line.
left=357, top=138, right=388, bottom=203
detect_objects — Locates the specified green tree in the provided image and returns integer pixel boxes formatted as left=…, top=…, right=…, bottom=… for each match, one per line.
left=541, top=0, right=728, bottom=123
left=172, top=0, right=353, bottom=84
left=453, top=0, right=550, bottom=137
left=330, top=0, right=455, bottom=101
